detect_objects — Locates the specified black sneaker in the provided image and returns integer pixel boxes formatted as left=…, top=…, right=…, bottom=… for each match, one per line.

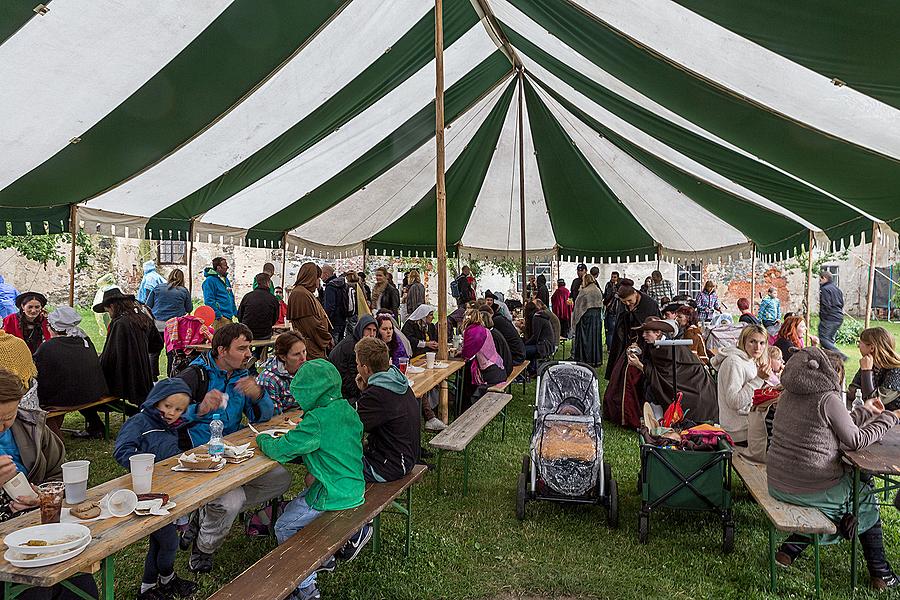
left=179, top=513, right=199, bottom=551
left=336, top=524, right=373, bottom=562
left=314, top=555, right=336, bottom=574
left=136, top=586, right=167, bottom=600
left=159, top=573, right=198, bottom=597
left=189, top=544, right=214, bottom=574
left=871, top=572, right=900, bottom=591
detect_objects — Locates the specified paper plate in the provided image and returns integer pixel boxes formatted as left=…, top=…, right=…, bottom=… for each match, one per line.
left=5, top=536, right=91, bottom=568
left=171, top=461, right=226, bottom=473
left=256, top=428, right=290, bottom=439
left=4, top=523, right=91, bottom=555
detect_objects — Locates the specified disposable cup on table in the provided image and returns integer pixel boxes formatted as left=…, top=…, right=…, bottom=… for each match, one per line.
left=129, top=453, right=156, bottom=495
left=398, top=357, right=409, bottom=375
left=107, top=489, right=138, bottom=517
left=37, top=482, right=65, bottom=524
left=61, top=460, right=89, bottom=504
left=425, top=352, right=436, bottom=369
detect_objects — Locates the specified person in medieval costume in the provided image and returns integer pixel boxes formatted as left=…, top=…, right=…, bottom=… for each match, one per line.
left=93, top=273, right=119, bottom=337
left=604, top=279, right=660, bottom=381
left=572, top=274, right=604, bottom=367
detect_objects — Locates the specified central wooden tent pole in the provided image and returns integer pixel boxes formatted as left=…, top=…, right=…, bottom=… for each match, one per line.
left=68, top=205, right=78, bottom=307
left=435, top=0, right=450, bottom=423
left=517, top=68, right=527, bottom=298
left=804, top=230, right=814, bottom=346
left=749, top=242, right=757, bottom=310
left=280, top=232, right=288, bottom=290
left=865, top=222, right=879, bottom=329
left=187, top=220, right=195, bottom=294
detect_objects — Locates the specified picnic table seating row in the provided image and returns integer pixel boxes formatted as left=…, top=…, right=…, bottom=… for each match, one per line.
left=429, top=392, right=512, bottom=496
left=487, top=360, right=529, bottom=439
left=207, top=465, right=427, bottom=600
left=44, top=395, right=126, bottom=440
left=732, top=453, right=836, bottom=599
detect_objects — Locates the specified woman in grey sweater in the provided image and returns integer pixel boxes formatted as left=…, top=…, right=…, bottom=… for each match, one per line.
left=767, top=346, right=900, bottom=590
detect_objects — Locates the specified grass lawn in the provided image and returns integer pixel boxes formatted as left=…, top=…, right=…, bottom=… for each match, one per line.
left=55, top=313, right=900, bottom=599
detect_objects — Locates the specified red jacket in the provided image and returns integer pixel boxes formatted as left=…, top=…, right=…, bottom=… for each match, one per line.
left=2, top=312, right=51, bottom=354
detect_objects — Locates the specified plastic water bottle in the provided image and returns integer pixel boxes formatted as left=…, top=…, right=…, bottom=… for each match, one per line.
left=853, top=388, right=864, bottom=410
left=208, top=413, right=224, bottom=459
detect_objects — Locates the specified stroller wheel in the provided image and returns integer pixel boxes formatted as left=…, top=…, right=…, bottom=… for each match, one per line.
left=516, top=473, right=527, bottom=521
left=606, top=478, right=619, bottom=528
left=602, top=461, right=612, bottom=492
left=521, top=454, right=530, bottom=476
left=638, top=512, right=649, bottom=544
left=722, top=520, right=735, bottom=554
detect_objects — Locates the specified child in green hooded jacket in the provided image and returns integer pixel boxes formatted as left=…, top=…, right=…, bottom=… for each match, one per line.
left=256, top=359, right=366, bottom=600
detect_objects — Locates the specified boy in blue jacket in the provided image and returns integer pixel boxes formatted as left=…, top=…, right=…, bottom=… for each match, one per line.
left=114, top=378, right=198, bottom=600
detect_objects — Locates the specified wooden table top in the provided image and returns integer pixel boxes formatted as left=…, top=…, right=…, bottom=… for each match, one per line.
left=187, top=335, right=279, bottom=351
left=842, top=426, right=900, bottom=476
left=0, top=410, right=301, bottom=587
left=406, top=355, right=465, bottom=399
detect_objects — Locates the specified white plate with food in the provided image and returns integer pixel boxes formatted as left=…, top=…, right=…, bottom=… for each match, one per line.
left=4, top=523, right=91, bottom=555
left=405, top=365, right=425, bottom=374
left=5, top=535, right=91, bottom=568
left=134, top=500, right=177, bottom=516
left=171, top=461, right=226, bottom=473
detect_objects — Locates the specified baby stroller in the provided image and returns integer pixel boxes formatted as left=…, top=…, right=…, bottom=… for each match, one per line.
left=517, top=361, right=618, bottom=526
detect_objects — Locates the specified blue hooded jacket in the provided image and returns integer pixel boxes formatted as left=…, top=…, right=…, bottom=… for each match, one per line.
left=201, top=267, right=237, bottom=320
left=0, top=275, right=19, bottom=319
left=181, top=352, right=274, bottom=446
left=137, top=261, right=166, bottom=304
left=114, top=378, right=194, bottom=468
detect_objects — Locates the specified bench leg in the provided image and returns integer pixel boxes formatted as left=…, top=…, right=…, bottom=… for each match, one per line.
left=435, top=450, right=442, bottom=490
left=813, top=533, right=822, bottom=599
left=4, top=583, right=29, bottom=600
left=104, top=410, right=110, bottom=441
left=850, top=466, right=860, bottom=592
left=462, top=447, right=470, bottom=497
left=768, top=523, right=777, bottom=594
left=500, top=405, right=507, bottom=442
left=101, top=555, right=115, bottom=600
left=404, top=486, right=412, bottom=557
left=372, top=514, right=381, bottom=554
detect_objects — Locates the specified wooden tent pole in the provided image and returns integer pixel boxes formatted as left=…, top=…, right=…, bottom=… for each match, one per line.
left=865, top=223, right=878, bottom=329
left=68, top=205, right=77, bottom=307
left=749, top=242, right=756, bottom=310
left=804, top=230, right=814, bottom=346
left=280, top=233, right=288, bottom=289
left=517, top=69, right=527, bottom=299
left=435, top=0, right=450, bottom=423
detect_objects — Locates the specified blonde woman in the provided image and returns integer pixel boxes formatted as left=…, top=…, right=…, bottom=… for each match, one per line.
left=850, top=327, right=900, bottom=409
left=709, top=324, right=770, bottom=445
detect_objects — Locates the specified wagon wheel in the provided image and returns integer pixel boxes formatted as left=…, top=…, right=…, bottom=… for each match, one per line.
left=606, top=478, right=619, bottom=529
left=516, top=473, right=527, bottom=521
left=638, top=512, right=650, bottom=544
left=722, top=520, right=735, bottom=554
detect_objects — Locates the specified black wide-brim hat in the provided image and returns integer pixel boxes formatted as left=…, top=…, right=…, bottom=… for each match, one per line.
left=15, top=291, right=47, bottom=309
left=92, top=287, right=135, bottom=313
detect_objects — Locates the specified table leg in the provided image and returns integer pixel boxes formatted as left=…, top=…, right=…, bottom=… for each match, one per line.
left=850, top=466, right=860, bottom=593
left=104, top=410, right=110, bottom=440
left=4, top=582, right=27, bottom=600
left=462, top=447, right=470, bottom=497
left=438, top=382, right=449, bottom=426
left=435, top=450, right=442, bottom=490
left=813, top=534, right=822, bottom=599
left=404, top=487, right=412, bottom=557
left=372, top=514, right=382, bottom=554
left=101, top=555, right=115, bottom=600
left=768, top=523, right=777, bottom=593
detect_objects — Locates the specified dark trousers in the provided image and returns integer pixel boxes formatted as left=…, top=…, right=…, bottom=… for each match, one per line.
left=781, top=520, right=892, bottom=576
left=818, top=318, right=845, bottom=355
left=142, top=524, right=178, bottom=585
left=18, top=574, right=98, bottom=599
left=45, top=409, right=105, bottom=438
left=604, top=310, right=617, bottom=352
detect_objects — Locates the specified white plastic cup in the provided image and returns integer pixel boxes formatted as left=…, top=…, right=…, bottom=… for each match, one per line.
left=107, top=489, right=138, bottom=517
left=61, top=460, right=89, bottom=504
left=425, top=352, right=436, bottom=369
left=129, top=453, right=155, bottom=495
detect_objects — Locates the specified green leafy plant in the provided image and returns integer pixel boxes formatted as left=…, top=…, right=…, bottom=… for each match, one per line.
left=0, top=231, right=94, bottom=273
left=835, top=318, right=864, bottom=345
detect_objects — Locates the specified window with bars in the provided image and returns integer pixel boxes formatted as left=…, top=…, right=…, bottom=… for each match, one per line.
left=516, top=262, right=552, bottom=292
left=677, top=263, right=702, bottom=298
left=821, top=265, right=840, bottom=289
left=158, top=240, right=187, bottom=265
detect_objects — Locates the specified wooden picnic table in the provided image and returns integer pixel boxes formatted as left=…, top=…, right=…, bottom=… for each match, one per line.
left=186, top=335, right=279, bottom=352
left=843, top=426, right=900, bottom=592
left=406, top=354, right=465, bottom=399
left=0, top=409, right=301, bottom=598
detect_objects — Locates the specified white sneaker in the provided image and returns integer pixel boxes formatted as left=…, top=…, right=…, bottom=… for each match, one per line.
left=425, top=417, right=447, bottom=432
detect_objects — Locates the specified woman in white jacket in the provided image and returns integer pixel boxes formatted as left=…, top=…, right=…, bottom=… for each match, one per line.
left=709, top=324, right=771, bottom=444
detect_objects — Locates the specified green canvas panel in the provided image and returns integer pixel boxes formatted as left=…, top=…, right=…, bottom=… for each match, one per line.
left=0, top=0, right=347, bottom=232
left=148, top=0, right=479, bottom=236
left=370, top=80, right=516, bottom=255
left=504, top=28, right=869, bottom=247
left=535, top=79, right=809, bottom=255
left=673, top=0, right=900, bottom=110
left=508, top=0, right=900, bottom=229
left=0, top=0, right=42, bottom=45
left=522, top=81, right=656, bottom=260
left=247, top=52, right=513, bottom=244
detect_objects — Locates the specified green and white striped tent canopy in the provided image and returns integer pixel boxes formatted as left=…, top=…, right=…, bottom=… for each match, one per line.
left=3, top=0, right=900, bottom=264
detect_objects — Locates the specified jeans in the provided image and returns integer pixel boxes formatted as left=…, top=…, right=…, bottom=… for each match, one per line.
left=818, top=318, right=845, bottom=355
left=362, top=456, right=387, bottom=483
left=143, top=524, right=178, bottom=584
left=274, top=491, right=324, bottom=592
left=197, top=465, right=292, bottom=554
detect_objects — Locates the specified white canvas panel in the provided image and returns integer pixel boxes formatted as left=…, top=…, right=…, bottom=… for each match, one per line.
left=539, top=90, right=747, bottom=253
left=201, top=24, right=498, bottom=227
left=521, top=58, right=822, bottom=232
left=460, top=80, right=556, bottom=252
left=287, top=78, right=511, bottom=246
left=0, top=0, right=233, bottom=190
left=572, top=0, right=900, bottom=160
left=84, top=0, right=433, bottom=216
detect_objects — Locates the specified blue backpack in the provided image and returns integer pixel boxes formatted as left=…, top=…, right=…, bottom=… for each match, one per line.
left=450, top=277, right=460, bottom=299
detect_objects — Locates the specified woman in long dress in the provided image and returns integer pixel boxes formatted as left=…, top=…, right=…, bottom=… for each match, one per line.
left=572, top=274, right=604, bottom=367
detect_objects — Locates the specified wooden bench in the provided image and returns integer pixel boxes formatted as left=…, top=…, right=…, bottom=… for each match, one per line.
left=44, top=396, right=126, bottom=440
left=429, top=392, right=512, bottom=496
left=732, top=454, right=836, bottom=598
left=208, top=465, right=427, bottom=600
left=486, top=361, right=528, bottom=437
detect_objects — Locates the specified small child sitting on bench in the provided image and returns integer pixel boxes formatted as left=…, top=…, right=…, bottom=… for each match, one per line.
left=256, top=359, right=368, bottom=600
